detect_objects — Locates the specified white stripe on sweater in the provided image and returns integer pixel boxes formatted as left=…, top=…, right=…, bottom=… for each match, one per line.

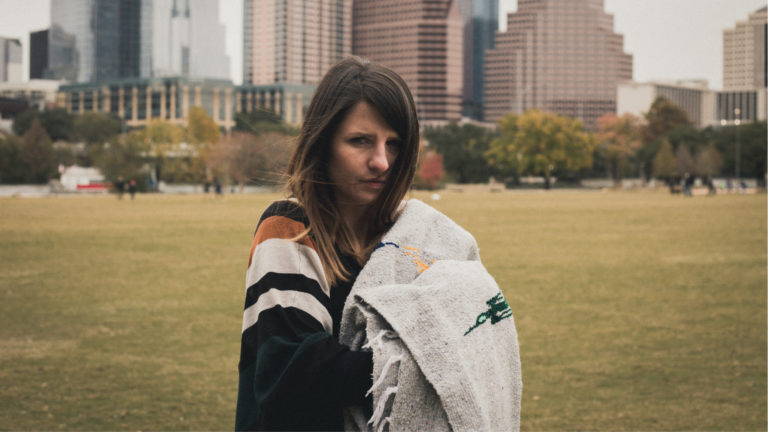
left=246, top=237, right=330, bottom=297
left=242, top=288, right=333, bottom=334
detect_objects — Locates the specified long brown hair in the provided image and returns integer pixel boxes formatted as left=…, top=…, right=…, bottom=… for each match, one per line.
left=285, top=56, right=420, bottom=285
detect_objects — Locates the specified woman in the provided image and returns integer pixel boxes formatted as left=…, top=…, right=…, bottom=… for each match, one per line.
left=236, top=57, right=521, bottom=432
left=235, top=56, right=420, bottom=431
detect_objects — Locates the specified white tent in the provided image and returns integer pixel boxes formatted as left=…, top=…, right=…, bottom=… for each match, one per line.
left=59, top=165, right=106, bottom=191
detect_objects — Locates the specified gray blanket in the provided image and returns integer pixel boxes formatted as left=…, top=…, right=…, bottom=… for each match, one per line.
left=340, top=199, right=522, bottom=431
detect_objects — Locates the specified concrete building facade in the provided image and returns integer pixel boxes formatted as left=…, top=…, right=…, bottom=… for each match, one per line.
left=243, top=0, right=351, bottom=85
left=0, top=36, right=23, bottom=83
left=0, top=79, right=63, bottom=111
left=617, top=81, right=717, bottom=128
left=353, top=0, right=464, bottom=122
left=57, top=77, right=236, bottom=129
left=56, top=78, right=315, bottom=129
left=618, top=81, right=766, bottom=128
left=236, top=83, right=315, bottom=125
left=484, top=0, right=632, bottom=129
left=723, top=7, right=767, bottom=91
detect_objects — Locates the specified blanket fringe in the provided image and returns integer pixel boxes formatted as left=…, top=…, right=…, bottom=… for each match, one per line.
left=362, top=329, right=398, bottom=351
left=366, top=354, right=403, bottom=397
left=368, top=386, right=398, bottom=430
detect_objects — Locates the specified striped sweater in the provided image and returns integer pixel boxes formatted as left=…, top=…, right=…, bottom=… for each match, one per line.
left=235, top=200, right=373, bottom=431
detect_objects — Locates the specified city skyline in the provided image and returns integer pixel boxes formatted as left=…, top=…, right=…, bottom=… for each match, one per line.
left=0, top=0, right=765, bottom=90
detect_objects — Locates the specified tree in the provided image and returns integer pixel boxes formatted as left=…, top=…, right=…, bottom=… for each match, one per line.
left=485, top=114, right=521, bottom=184
left=234, top=110, right=299, bottom=137
left=713, top=121, right=767, bottom=185
left=73, top=112, right=123, bottom=165
left=638, top=97, right=691, bottom=180
left=74, top=112, right=122, bottom=145
left=488, top=109, right=595, bottom=189
left=0, top=133, right=24, bottom=183
left=675, top=143, right=695, bottom=177
left=652, top=139, right=677, bottom=184
left=414, top=149, right=445, bottom=190
left=13, top=108, right=75, bottom=141
left=208, top=131, right=295, bottom=190
left=187, top=106, right=221, bottom=180
left=138, top=119, right=186, bottom=183
left=20, top=118, right=56, bottom=183
left=423, top=122, right=498, bottom=183
left=95, top=132, right=147, bottom=187
left=187, top=106, right=220, bottom=147
left=641, top=97, right=691, bottom=144
left=596, top=113, right=642, bottom=186
left=695, top=144, right=723, bottom=179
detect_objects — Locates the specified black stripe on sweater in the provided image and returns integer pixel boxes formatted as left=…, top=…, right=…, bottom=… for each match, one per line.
left=239, top=306, right=327, bottom=372
left=244, top=272, right=331, bottom=312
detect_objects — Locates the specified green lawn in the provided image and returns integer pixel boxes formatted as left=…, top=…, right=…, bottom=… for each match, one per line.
left=0, top=190, right=765, bottom=430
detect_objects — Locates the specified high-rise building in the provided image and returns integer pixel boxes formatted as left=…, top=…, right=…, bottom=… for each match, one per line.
left=30, top=30, right=49, bottom=80
left=0, top=36, right=22, bottom=83
left=458, top=0, right=498, bottom=120
left=46, top=0, right=230, bottom=83
left=150, top=0, right=231, bottom=80
left=353, top=0, right=463, bottom=122
left=243, top=0, right=351, bottom=85
left=723, top=7, right=767, bottom=91
left=47, top=0, right=147, bottom=83
left=484, top=0, right=632, bottom=129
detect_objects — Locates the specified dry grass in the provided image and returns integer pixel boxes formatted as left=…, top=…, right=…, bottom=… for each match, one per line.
left=0, top=190, right=765, bottom=430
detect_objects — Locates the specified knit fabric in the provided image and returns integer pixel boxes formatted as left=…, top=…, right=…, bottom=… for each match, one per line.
left=236, top=200, right=372, bottom=431
left=340, top=199, right=522, bottom=431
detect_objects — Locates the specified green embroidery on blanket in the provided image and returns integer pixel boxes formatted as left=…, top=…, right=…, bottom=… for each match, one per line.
left=464, top=292, right=513, bottom=336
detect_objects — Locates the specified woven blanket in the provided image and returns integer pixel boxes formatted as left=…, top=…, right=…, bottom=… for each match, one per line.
left=340, top=199, right=522, bottom=431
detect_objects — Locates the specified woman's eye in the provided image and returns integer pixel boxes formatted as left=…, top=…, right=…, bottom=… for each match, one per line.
left=349, top=136, right=367, bottom=145
left=386, top=140, right=401, bottom=151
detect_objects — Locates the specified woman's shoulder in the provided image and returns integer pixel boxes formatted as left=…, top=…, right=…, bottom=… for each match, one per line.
left=257, top=199, right=308, bottom=229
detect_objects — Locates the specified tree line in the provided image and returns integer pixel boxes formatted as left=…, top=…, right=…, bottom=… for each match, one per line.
left=422, top=97, right=766, bottom=189
left=1, top=96, right=765, bottom=190
left=0, top=107, right=299, bottom=190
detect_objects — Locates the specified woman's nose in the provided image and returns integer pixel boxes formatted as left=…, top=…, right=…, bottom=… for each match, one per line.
left=368, top=142, right=390, bottom=173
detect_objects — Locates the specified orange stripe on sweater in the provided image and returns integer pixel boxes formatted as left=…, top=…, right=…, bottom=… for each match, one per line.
left=247, top=215, right=316, bottom=268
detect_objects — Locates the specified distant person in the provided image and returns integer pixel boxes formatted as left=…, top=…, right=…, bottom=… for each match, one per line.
left=683, top=173, right=693, bottom=197
left=114, top=177, right=125, bottom=200
left=128, top=179, right=137, bottom=200
left=214, top=177, right=223, bottom=197
left=706, top=177, right=717, bottom=196
left=204, top=179, right=211, bottom=195
left=235, top=57, right=521, bottom=431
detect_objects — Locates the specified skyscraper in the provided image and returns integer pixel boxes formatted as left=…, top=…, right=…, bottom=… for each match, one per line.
left=150, top=0, right=231, bottom=80
left=47, top=0, right=146, bottom=82
left=484, top=0, right=632, bottom=129
left=30, top=30, right=49, bottom=80
left=0, top=36, right=22, bottom=83
left=243, top=0, right=351, bottom=85
left=723, top=6, right=767, bottom=91
left=46, top=0, right=230, bottom=83
left=458, top=0, right=498, bottom=120
left=353, top=0, right=463, bottom=122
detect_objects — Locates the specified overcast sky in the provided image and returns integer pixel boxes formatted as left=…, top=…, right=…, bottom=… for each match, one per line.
left=0, top=0, right=764, bottom=89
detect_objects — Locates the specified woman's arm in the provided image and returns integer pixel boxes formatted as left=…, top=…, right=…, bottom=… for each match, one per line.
left=235, top=203, right=372, bottom=431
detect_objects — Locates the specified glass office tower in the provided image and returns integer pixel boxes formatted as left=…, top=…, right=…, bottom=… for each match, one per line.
left=47, top=0, right=145, bottom=83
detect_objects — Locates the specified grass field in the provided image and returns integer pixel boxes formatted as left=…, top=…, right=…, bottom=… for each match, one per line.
left=0, top=190, right=765, bottom=430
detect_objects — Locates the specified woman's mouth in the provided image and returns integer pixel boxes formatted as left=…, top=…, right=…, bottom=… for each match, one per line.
left=361, top=179, right=386, bottom=190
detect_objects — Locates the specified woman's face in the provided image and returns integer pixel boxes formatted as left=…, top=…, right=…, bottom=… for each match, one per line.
left=328, top=101, right=401, bottom=210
